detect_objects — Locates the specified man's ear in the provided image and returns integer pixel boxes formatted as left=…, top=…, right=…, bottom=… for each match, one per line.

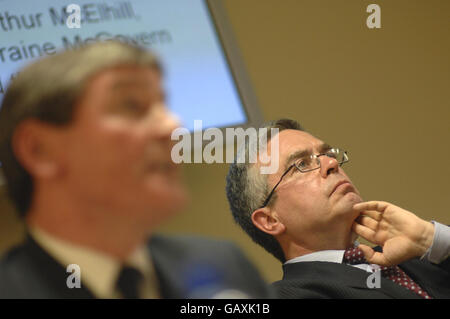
left=251, top=207, right=286, bottom=236
left=12, top=119, right=65, bottom=179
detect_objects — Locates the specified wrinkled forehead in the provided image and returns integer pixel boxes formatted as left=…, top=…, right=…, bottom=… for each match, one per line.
left=71, top=66, right=164, bottom=120
left=268, top=130, right=325, bottom=161
left=79, top=66, right=164, bottom=104
left=264, top=129, right=327, bottom=175
left=90, top=66, right=162, bottom=92
left=271, top=129, right=325, bottom=157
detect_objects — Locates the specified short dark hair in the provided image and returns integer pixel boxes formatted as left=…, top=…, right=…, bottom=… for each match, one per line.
left=225, top=119, right=304, bottom=263
left=0, top=41, right=161, bottom=216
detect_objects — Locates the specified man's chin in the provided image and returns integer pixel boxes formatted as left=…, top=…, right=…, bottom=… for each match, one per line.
left=348, top=192, right=363, bottom=205
left=137, top=191, right=188, bottom=227
left=150, top=185, right=188, bottom=213
left=333, top=192, right=362, bottom=220
left=335, top=189, right=362, bottom=205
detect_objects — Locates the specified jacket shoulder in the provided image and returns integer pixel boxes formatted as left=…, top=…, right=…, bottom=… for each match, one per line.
left=0, top=243, right=36, bottom=298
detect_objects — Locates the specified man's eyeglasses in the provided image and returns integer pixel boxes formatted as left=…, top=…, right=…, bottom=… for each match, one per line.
left=260, top=148, right=349, bottom=208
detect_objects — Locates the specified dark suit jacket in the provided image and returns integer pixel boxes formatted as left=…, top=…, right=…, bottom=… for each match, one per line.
left=273, top=255, right=450, bottom=299
left=0, top=233, right=272, bottom=298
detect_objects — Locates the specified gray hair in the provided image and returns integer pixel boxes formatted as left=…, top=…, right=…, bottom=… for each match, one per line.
left=225, top=119, right=304, bottom=262
left=0, top=41, right=161, bottom=216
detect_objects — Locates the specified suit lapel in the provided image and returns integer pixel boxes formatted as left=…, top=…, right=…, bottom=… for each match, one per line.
left=23, top=234, right=96, bottom=298
left=399, top=258, right=450, bottom=299
left=147, top=234, right=183, bottom=298
left=283, top=261, right=422, bottom=299
left=373, top=245, right=450, bottom=298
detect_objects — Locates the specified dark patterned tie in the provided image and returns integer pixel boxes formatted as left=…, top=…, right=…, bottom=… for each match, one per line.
left=116, top=266, right=143, bottom=299
left=343, top=247, right=431, bottom=299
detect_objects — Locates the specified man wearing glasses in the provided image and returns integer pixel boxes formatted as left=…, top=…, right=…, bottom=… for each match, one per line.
left=226, top=118, right=450, bottom=298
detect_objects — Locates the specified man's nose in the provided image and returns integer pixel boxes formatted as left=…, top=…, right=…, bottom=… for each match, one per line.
left=151, top=105, right=181, bottom=138
left=319, top=154, right=339, bottom=178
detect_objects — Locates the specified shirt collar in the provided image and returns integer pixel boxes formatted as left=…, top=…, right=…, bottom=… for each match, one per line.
left=285, top=250, right=346, bottom=265
left=284, top=241, right=360, bottom=265
left=29, top=226, right=152, bottom=298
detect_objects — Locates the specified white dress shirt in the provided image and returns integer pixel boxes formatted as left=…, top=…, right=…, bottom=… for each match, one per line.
left=29, top=226, right=159, bottom=298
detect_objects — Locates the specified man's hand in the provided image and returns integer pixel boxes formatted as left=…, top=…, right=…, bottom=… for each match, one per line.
left=352, top=201, right=435, bottom=266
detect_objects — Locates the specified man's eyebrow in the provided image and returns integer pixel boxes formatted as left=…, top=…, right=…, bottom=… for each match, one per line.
left=283, top=143, right=332, bottom=171
left=319, top=143, right=333, bottom=153
left=111, top=79, right=143, bottom=89
left=110, top=79, right=166, bottom=100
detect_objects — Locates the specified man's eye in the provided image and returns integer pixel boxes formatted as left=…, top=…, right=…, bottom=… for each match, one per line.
left=296, top=158, right=310, bottom=169
left=121, top=99, right=146, bottom=115
left=297, top=160, right=306, bottom=168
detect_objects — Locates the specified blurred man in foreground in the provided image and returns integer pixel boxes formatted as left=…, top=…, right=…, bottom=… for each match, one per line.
left=0, top=41, right=271, bottom=298
left=226, top=119, right=450, bottom=298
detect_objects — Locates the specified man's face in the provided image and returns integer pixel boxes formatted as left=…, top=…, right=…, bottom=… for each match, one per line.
left=56, top=66, right=187, bottom=226
left=265, top=129, right=362, bottom=249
